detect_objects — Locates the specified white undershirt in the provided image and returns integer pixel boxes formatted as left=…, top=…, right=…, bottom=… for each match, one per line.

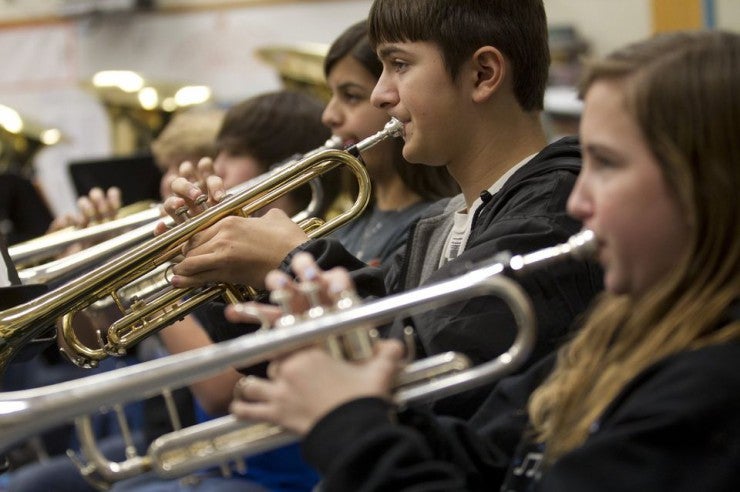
left=439, top=154, right=536, bottom=267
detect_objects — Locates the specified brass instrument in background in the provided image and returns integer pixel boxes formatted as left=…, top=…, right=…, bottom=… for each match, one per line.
left=6, top=71, right=213, bottom=266
left=0, top=230, right=596, bottom=479
left=256, top=43, right=331, bottom=103
left=84, top=70, right=213, bottom=156
left=10, top=135, right=342, bottom=277
left=0, top=119, right=401, bottom=372
left=0, top=104, right=63, bottom=178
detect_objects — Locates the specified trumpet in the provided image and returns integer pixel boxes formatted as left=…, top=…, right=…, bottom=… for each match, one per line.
left=78, top=207, right=325, bottom=317
left=9, top=201, right=160, bottom=270
left=0, top=230, right=595, bottom=476
left=0, top=119, right=402, bottom=371
left=15, top=135, right=343, bottom=286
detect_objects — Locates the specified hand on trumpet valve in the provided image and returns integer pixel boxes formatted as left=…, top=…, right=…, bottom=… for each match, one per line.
left=229, top=341, right=403, bottom=436
left=226, top=253, right=404, bottom=435
left=222, top=252, right=349, bottom=327
left=154, top=157, right=225, bottom=233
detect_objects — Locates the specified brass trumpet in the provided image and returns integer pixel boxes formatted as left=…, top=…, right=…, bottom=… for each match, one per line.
left=0, top=119, right=402, bottom=371
left=15, top=136, right=343, bottom=286
left=0, top=230, right=595, bottom=474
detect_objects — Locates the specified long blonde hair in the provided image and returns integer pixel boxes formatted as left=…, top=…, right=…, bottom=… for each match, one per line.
left=528, top=31, right=740, bottom=461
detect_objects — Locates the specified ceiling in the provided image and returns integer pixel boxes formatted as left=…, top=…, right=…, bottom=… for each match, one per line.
left=0, top=0, right=305, bottom=23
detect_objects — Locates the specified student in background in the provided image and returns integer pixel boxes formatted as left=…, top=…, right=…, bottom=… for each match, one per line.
left=151, top=109, right=226, bottom=204
left=47, top=109, right=224, bottom=233
left=111, top=90, right=332, bottom=492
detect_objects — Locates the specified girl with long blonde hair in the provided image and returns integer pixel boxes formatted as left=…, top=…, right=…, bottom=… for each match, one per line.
left=528, top=29, right=740, bottom=465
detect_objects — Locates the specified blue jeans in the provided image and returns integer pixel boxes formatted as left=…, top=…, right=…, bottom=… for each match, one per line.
left=6, top=431, right=147, bottom=492
left=110, top=472, right=268, bottom=492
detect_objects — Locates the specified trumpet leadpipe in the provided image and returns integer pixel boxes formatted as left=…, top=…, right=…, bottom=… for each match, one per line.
left=18, top=216, right=171, bottom=286
left=9, top=204, right=162, bottom=268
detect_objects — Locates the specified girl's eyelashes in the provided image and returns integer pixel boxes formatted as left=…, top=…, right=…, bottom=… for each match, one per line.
left=589, top=154, right=615, bottom=169
left=584, top=146, right=623, bottom=171
left=339, top=91, right=366, bottom=105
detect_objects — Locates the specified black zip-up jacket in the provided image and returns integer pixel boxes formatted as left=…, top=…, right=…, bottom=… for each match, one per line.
left=282, top=137, right=603, bottom=418
left=302, top=306, right=740, bottom=492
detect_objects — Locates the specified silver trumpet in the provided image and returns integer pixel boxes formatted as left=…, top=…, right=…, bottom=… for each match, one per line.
left=15, top=135, right=343, bottom=286
left=0, top=230, right=595, bottom=479
left=9, top=202, right=162, bottom=271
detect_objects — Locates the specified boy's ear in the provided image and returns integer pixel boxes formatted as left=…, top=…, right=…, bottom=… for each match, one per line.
left=470, top=46, right=506, bottom=103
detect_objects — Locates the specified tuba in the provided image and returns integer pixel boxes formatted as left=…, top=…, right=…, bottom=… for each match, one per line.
left=0, top=119, right=402, bottom=372
left=0, top=230, right=595, bottom=478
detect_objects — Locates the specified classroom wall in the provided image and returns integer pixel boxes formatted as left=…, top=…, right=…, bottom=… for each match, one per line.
left=0, top=1, right=373, bottom=214
left=0, top=0, right=737, bottom=215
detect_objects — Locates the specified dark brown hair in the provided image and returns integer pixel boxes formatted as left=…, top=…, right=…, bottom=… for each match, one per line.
left=216, top=91, right=335, bottom=215
left=326, top=20, right=458, bottom=200
left=216, top=90, right=331, bottom=170
left=368, top=0, right=550, bottom=111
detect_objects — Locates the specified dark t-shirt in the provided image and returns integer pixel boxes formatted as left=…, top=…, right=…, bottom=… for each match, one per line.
left=332, top=201, right=432, bottom=267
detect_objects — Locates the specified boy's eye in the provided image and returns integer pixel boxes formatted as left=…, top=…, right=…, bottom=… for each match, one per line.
left=391, top=59, right=409, bottom=72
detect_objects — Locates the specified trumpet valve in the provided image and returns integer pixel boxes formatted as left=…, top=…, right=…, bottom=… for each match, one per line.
left=298, top=280, right=325, bottom=319
left=194, top=194, right=208, bottom=211
left=269, top=287, right=297, bottom=328
left=175, top=206, right=190, bottom=221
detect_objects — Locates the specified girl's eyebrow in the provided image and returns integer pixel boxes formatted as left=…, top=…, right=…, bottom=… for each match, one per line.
left=336, top=81, right=366, bottom=92
left=582, top=142, right=623, bottom=160
left=583, top=142, right=613, bottom=154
